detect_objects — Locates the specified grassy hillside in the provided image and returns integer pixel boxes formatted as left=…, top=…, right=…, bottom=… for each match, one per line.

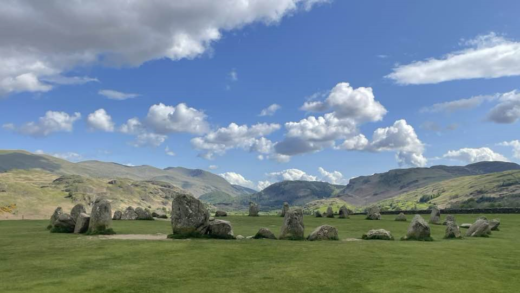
left=1, top=215, right=519, bottom=292
left=339, top=161, right=520, bottom=205
left=0, top=150, right=243, bottom=198
left=374, top=170, right=520, bottom=211
left=0, top=169, right=191, bottom=219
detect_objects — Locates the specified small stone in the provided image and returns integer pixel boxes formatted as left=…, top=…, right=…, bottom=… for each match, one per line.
left=402, top=215, right=432, bottom=241
left=307, top=225, right=339, bottom=241
left=215, top=210, right=228, bottom=217
left=51, top=213, right=76, bottom=233
left=443, top=214, right=456, bottom=225
left=122, top=207, right=138, bottom=220
left=325, top=206, right=334, bottom=218
left=466, top=219, right=491, bottom=237
left=338, top=205, right=349, bottom=219
left=112, top=210, right=122, bottom=220
left=281, top=202, right=289, bottom=217
left=395, top=212, right=407, bottom=221
left=444, top=221, right=462, bottom=239
left=429, top=206, right=441, bottom=225
left=254, top=228, right=277, bottom=239
left=315, top=211, right=322, bottom=218
left=366, top=206, right=381, bottom=220
left=236, top=235, right=245, bottom=240
left=135, top=207, right=154, bottom=220
left=207, top=219, right=234, bottom=239
left=249, top=202, right=259, bottom=217
left=362, top=229, right=394, bottom=240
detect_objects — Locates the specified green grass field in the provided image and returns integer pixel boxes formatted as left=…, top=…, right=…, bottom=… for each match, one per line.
left=1, top=215, right=520, bottom=293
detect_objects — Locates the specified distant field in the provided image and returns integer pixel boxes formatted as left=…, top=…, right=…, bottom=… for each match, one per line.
left=1, top=215, right=520, bottom=293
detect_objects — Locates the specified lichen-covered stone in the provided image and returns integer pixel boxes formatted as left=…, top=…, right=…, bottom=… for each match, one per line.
left=51, top=213, right=76, bottom=233
left=366, top=206, right=381, bottom=220
left=88, top=197, right=113, bottom=235
left=254, top=228, right=277, bottom=239
left=466, top=219, right=491, bottom=237
left=395, top=212, right=407, bottom=221
left=70, top=204, right=87, bottom=222
left=279, top=208, right=305, bottom=240
left=443, top=214, right=456, bottom=225
left=135, top=207, right=154, bottom=220
left=74, top=213, right=90, bottom=234
left=215, top=210, right=228, bottom=217
left=207, top=219, right=234, bottom=239
left=444, top=221, right=462, bottom=239
left=112, top=210, right=122, bottom=220
left=307, top=225, right=339, bottom=241
left=362, top=229, right=394, bottom=240
left=249, top=202, right=259, bottom=217
left=325, top=206, right=334, bottom=218
left=48, top=207, right=63, bottom=229
left=122, top=206, right=139, bottom=220
left=429, top=206, right=441, bottom=225
left=402, top=215, right=432, bottom=241
left=338, top=205, right=349, bottom=219
left=489, top=219, right=500, bottom=231
left=171, top=193, right=209, bottom=237
left=281, top=202, right=289, bottom=217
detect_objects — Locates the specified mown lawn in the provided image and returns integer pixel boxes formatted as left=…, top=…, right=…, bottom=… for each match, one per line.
left=1, top=214, right=520, bottom=293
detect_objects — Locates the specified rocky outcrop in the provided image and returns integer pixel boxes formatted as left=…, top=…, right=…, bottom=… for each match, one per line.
left=402, top=215, right=432, bottom=241
left=170, top=193, right=210, bottom=238
left=362, top=229, right=394, bottom=240
left=215, top=210, right=227, bottom=217
left=325, top=206, right=334, bottom=218
left=122, top=207, right=138, bottom=220
left=338, top=206, right=349, bottom=219
left=207, top=219, right=234, bottom=239
left=366, top=206, right=381, bottom=220
left=279, top=209, right=305, bottom=240
left=395, top=212, right=407, bottom=221
left=135, top=207, right=154, bottom=220
left=489, top=219, right=500, bottom=231
left=112, top=211, right=122, bottom=220
left=71, top=204, right=87, bottom=222
left=281, top=202, right=289, bottom=217
left=466, top=219, right=491, bottom=237
left=429, top=206, right=441, bottom=225
left=51, top=213, right=76, bottom=233
left=74, top=213, right=90, bottom=234
left=307, top=225, right=338, bottom=241
left=444, top=221, right=461, bottom=239
left=48, top=207, right=63, bottom=229
left=249, top=202, right=259, bottom=217
left=88, top=197, right=114, bottom=235
left=254, top=228, right=277, bottom=239
left=443, top=214, right=456, bottom=225
left=152, top=209, right=168, bottom=219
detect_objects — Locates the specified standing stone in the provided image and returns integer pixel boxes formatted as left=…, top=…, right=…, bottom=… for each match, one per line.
left=135, top=207, right=154, bottom=220
left=279, top=208, right=305, bottom=240
left=366, top=206, right=381, bottom=220
left=281, top=202, right=289, bottom=217
left=338, top=205, right=349, bottom=219
left=70, top=204, right=86, bottom=222
left=207, top=219, right=234, bottom=239
left=395, top=212, right=407, bottom=221
left=48, top=207, right=63, bottom=229
left=307, top=225, right=339, bottom=241
left=489, top=219, right=500, bottom=231
left=443, top=214, right=456, bottom=225
left=402, top=215, right=432, bottom=241
left=122, top=207, right=139, bottom=220
left=51, top=214, right=76, bottom=233
left=171, top=193, right=210, bottom=237
left=466, top=219, right=491, bottom=237
left=215, top=210, right=228, bottom=217
left=254, top=228, right=277, bottom=239
left=112, top=210, right=122, bottom=220
left=315, top=210, right=323, bottom=218
left=74, top=213, right=90, bottom=234
left=362, top=229, right=394, bottom=240
left=429, top=206, right=441, bottom=225
left=249, top=202, right=259, bottom=217
left=444, top=221, right=462, bottom=239
left=326, top=206, right=334, bottom=218
left=88, top=197, right=113, bottom=235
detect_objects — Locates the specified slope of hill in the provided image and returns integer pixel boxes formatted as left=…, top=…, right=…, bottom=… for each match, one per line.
left=374, top=170, right=520, bottom=211
left=0, top=150, right=244, bottom=198
left=0, top=169, right=192, bottom=219
left=338, top=161, right=520, bottom=205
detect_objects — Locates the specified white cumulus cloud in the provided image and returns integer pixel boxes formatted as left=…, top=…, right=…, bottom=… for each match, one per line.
left=219, top=172, right=256, bottom=190
left=443, top=147, right=509, bottom=164
left=99, top=90, right=139, bottom=100
left=266, top=169, right=318, bottom=182
left=486, top=90, right=520, bottom=124
left=259, top=104, right=281, bottom=116
left=318, top=167, right=349, bottom=185
left=7, top=111, right=81, bottom=137
left=87, top=109, right=114, bottom=132
left=498, top=140, right=520, bottom=159
left=146, top=103, right=209, bottom=135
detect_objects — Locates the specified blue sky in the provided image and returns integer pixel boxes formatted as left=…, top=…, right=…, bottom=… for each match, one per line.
left=1, top=0, right=520, bottom=190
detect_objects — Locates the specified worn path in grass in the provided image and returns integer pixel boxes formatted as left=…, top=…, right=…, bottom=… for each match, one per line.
left=1, top=214, right=520, bottom=293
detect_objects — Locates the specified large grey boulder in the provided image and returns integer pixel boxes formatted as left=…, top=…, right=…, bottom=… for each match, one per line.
left=466, top=219, right=491, bottom=237
left=281, top=202, right=289, bottom=217
left=135, top=207, right=154, bottom=220
left=489, top=219, right=500, bottom=231
left=362, top=229, right=394, bottom=240
left=48, top=207, right=63, bottom=229
left=112, top=211, right=122, bottom=220
left=70, top=204, right=87, bottom=222
left=279, top=208, right=305, bottom=240
left=170, top=193, right=210, bottom=237
left=402, top=215, right=432, bottom=241
left=215, top=210, right=227, bottom=217
left=444, top=221, right=462, bottom=239
left=122, top=207, right=138, bottom=220
left=315, top=210, right=323, bottom=218
left=338, top=206, right=349, bottom=219
left=366, top=206, right=381, bottom=220
left=254, top=228, right=277, bottom=239
left=88, top=197, right=114, bottom=235
left=74, top=213, right=90, bottom=234
left=249, top=202, right=259, bottom=217
left=429, top=206, right=441, bottom=225
left=207, top=219, right=234, bottom=239
left=443, top=214, right=456, bottom=225
left=51, top=213, right=76, bottom=233
left=395, top=212, right=407, bottom=221
left=307, top=225, right=338, bottom=241
left=325, top=206, right=334, bottom=218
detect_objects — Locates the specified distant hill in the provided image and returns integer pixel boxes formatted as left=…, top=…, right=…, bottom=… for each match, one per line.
left=0, top=169, right=192, bottom=219
left=374, top=170, right=520, bottom=210
left=338, top=161, right=520, bottom=205
left=0, top=150, right=245, bottom=198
